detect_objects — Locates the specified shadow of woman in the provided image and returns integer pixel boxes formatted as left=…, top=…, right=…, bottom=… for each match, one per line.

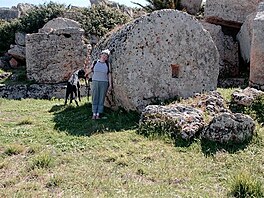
left=50, top=103, right=140, bottom=136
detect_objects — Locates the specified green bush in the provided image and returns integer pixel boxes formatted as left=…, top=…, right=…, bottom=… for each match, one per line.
left=18, top=2, right=67, bottom=33
left=0, top=20, right=20, bottom=54
left=77, top=5, right=130, bottom=38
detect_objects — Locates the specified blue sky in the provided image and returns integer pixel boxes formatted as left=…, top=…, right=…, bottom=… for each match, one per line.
left=0, top=0, right=147, bottom=8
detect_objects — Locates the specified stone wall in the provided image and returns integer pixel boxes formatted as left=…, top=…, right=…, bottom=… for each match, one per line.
left=92, top=9, right=219, bottom=112
left=0, top=83, right=87, bottom=100
left=26, top=18, right=89, bottom=84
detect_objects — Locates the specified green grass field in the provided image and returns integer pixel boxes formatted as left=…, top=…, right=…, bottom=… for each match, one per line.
left=0, top=89, right=263, bottom=197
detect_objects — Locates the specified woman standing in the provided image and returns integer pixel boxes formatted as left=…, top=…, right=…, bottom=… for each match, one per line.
left=90, top=49, right=112, bottom=119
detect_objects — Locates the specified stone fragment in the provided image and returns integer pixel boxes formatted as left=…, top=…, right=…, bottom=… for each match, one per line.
left=8, top=45, right=26, bottom=61
left=180, top=0, right=203, bottom=15
left=15, top=32, right=26, bottom=46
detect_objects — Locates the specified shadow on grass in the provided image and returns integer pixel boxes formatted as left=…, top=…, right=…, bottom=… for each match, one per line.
left=50, top=103, right=140, bottom=136
left=200, top=138, right=252, bottom=157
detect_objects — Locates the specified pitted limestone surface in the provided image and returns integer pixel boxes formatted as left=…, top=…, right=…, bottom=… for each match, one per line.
left=93, top=9, right=219, bottom=112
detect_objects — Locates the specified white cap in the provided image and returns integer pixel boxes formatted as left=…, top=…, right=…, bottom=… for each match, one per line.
left=101, top=49, right=110, bottom=56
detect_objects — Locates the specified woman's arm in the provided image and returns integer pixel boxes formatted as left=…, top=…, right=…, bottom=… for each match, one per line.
left=108, top=72, right=113, bottom=91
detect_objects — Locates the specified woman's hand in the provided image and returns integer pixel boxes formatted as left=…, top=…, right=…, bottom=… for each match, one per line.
left=108, top=85, right=112, bottom=93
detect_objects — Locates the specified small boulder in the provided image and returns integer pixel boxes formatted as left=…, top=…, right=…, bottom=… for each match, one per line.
left=139, top=104, right=205, bottom=140
left=202, top=112, right=255, bottom=143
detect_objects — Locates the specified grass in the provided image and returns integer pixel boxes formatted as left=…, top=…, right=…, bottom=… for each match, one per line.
left=229, top=171, right=263, bottom=198
left=0, top=89, right=264, bottom=197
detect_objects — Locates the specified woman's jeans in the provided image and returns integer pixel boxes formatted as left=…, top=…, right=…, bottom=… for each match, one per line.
left=92, top=80, right=108, bottom=114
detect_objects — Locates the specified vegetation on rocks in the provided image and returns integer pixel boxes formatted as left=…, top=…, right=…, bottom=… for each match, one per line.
left=0, top=2, right=130, bottom=54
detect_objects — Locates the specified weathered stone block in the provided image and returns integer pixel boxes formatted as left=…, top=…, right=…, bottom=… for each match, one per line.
left=202, top=21, right=239, bottom=77
left=205, top=0, right=262, bottom=28
left=26, top=18, right=89, bottom=84
left=250, top=2, right=264, bottom=89
left=139, top=104, right=205, bottom=140
left=237, top=13, right=256, bottom=64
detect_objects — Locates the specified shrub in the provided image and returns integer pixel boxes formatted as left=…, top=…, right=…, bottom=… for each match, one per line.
left=18, top=2, right=67, bottom=33
left=4, top=144, right=24, bottom=155
left=229, top=172, right=263, bottom=198
left=31, top=152, right=54, bottom=169
left=0, top=20, right=20, bottom=54
left=77, top=5, right=130, bottom=38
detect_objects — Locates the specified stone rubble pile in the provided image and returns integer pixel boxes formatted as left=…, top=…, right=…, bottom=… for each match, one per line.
left=139, top=90, right=256, bottom=143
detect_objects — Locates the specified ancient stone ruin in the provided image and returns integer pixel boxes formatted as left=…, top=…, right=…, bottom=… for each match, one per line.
left=26, top=17, right=89, bottom=84
left=93, top=9, right=219, bottom=112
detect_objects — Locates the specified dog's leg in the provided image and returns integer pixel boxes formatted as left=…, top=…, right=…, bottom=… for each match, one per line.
left=64, top=83, right=70, bottom=105
left=70, top=89, right=73, bottom=104
left=77, top=82, right=81, bottom=102
left=73, top=87, right=79, bottom=106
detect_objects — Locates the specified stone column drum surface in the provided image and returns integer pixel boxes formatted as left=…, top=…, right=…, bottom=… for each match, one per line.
left=93, top=9, right=219, bottom=112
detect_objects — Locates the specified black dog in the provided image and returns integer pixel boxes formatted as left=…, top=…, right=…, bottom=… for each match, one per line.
left=64, top=69, right=86, bottom=106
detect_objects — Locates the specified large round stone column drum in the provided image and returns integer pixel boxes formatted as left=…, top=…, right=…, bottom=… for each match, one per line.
left=93, top=9, right=219, bottom=112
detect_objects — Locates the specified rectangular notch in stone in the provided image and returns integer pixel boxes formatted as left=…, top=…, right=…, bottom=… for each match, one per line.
left=171, top=64, right=180, bottom=78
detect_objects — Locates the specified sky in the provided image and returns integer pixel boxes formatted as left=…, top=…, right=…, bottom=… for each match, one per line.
left=0, top=0, right=147, bottom=8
